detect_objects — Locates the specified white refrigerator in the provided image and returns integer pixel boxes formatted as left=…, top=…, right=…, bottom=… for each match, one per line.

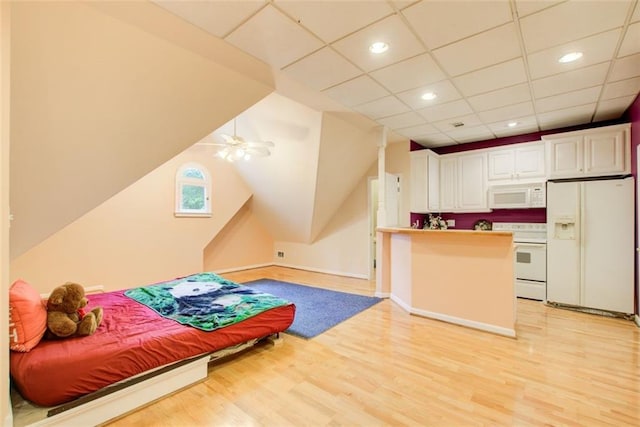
left=546, top=177, right=634, bottom=314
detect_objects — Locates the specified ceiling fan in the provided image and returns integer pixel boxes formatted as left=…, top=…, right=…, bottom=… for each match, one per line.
left=205, top=119, right=274, bottom=162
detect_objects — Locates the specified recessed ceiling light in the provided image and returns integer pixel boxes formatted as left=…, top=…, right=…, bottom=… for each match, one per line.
left=558, top=52, right=583, bottom=63
left=421, top=92, right=437, bottom=101
left=369, top=41, right=389, bottom=54
left=507, top=121, right=518, bottom=128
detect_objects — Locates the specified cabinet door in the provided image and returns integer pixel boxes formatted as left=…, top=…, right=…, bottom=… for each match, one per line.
left=514, top=143, right=545, bottom=179
left=410, top=151, right=428, bottom=212
left=458, top=153, right=487, bottom=210
left=439, top=157, right=458, bottom=211
left=584, top=129, right=626, bottom=176
left=488, top=149, right=514, bottom=181
left=547, top=136, right=583, bottom=178
left=427, top=154, right=440, bottom=212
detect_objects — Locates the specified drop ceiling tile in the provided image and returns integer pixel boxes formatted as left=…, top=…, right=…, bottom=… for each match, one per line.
left=527, top=29, right=621, bottom=79
left=417, top=99, right=473, bottom=123
left=633, top=2, right=640, bottom=22
left=619, top=22, right=640, bottom=57
left=477, top=101, right=535, bottom=123
left=467, top=83, right=532, bottom=112
left=447, top=125, right=495, bottom=143
left=331, top=15, right=425, bottom=72
left=396, top=123, right=438, bottom=139
left=369, top=54, right=446, bottom=93
left=535, top=86, right=601, bottom=113
left=352, top=96, right=410, bottom=119
left=531, top=62, right=610, bottom=98
left=274, top=0, right=393, bottom=43
left=432, top=24, right=521, bottom=77
left=396, top=80, right=462, bottom=110
left=515, top=1, right=563, bottom=18
left=377, top=111, right=426, bottom=130
left=225, top=5, right=323, bottom=69
left=602, top=77, right=640, bottom=100
left=413, top=132, right=456, bottom=147
left=593, top=96, right=637, bottom=121
left=609, top=53, right=640, bottom=81
left=282, top=47, right=362, bottom=91
left=520, top=1, right=629, bottom=53
left=153, top=1, right=266, bottom=38
left=322, top=75, right=389, bottom=107
left=402, top=0, right=512, bottom=49
left=454, top=58, right=527, bottom=97
left=487, top=115, right=539, bottom=137
left=537, top=104, right=596, bottom=131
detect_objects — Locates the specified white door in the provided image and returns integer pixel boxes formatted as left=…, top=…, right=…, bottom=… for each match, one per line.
left=582, top=178, right=634, bottom=313
left=546, top=181, right=581, bottom=305
left=583, top=130, right=625, bottom=175
left=385, top=173, right=400, bottom=227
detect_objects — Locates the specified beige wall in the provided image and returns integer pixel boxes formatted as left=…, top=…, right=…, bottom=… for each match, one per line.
left=10, top=148, right=253, bottom=293
left=10, top=1, right=273, bottom=259
left=1, top=2, right=10, bottom=424
left=274, top=167, right=372, bottom=279
left=203, top=198, right=274, bottom=272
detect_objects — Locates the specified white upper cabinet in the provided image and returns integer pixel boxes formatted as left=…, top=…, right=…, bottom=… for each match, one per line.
left=544, top=124, right=630, bottom=179
left=440, top=152, right=488, bottom=212
left=488, top=141, right=545, bottom=183
left=410, top=150, right=440, bottom=213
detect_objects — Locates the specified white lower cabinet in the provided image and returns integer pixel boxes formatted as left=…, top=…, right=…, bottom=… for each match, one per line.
left=440, top=152, right=488, bottom=212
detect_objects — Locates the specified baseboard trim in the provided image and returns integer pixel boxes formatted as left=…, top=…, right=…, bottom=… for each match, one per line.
left=273, top=262, right=368, bottom=280
left=214, top=263, right=274, bottom=275
left=411, top=307, right=516, bottom=338
left=40, top=285, right=104, bottom=299
left=389, top=293, right=411, bottom=312
left=375, top=292, right=390, bottom=298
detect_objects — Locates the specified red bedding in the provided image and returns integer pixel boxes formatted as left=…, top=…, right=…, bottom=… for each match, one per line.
left=10, top=290, right=295, bottom=407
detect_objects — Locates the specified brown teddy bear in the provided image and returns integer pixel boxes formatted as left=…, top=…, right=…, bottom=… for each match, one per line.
left=46, top=282, right=103, bottom=339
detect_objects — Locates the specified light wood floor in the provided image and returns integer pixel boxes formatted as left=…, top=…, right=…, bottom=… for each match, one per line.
left=106, top=266, right=640, bottom=426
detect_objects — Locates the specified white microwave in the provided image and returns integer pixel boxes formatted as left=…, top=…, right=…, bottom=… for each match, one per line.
left=488, top=183, right=546, bottom=209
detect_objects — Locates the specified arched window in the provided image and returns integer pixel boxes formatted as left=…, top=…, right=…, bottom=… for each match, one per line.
left=175, top=163, right=211, bottom=217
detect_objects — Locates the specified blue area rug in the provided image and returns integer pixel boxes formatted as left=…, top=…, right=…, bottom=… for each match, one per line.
left=244, top=279, right=382, bottom=339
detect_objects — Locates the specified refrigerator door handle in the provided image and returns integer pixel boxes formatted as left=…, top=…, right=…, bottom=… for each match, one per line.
left=579, top=183, right=585, bottom=304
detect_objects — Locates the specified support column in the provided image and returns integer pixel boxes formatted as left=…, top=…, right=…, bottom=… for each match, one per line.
left=375, top=126, right=388, bottom=296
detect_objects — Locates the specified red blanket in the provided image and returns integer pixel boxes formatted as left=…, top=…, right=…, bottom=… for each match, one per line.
left=10, top=290, right=295, bottom=406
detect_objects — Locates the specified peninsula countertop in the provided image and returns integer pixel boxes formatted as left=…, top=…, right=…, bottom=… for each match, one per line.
left=377, top=227, right=513, bottom=237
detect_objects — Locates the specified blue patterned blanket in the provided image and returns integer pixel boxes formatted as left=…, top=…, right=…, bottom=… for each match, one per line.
left=124, top=272, right=291, bottom=331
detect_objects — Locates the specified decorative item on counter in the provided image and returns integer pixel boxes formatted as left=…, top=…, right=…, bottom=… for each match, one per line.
left=411, top=220, right=421, bottom=229
left=473, top=219, right=492, bottom=231
left=424, top=214, right=448, bottom=230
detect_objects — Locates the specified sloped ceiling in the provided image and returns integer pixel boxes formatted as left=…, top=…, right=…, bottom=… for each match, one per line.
left=205, top=94, right=380, bottom=244
left=9, top=1, right=274, bottom=258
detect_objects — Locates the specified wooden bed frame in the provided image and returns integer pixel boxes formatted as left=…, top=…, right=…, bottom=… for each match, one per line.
left=11, top=334, right=282, bottom=426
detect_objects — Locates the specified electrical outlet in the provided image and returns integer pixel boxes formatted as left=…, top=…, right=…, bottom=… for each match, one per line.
left=277, top=251, right=284, bottom=258
left=446, top=219, right=455, bottom=228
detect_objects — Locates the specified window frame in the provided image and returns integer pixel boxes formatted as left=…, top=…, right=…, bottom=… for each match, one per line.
left=174, top=162, right=211, bottom=217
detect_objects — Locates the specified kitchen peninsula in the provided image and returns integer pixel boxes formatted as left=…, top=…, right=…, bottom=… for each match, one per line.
left=376, top=227, right=515, bottom=337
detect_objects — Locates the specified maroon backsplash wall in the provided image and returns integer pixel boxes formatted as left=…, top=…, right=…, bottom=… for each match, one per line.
left=410, top=209, right=546, bottom=230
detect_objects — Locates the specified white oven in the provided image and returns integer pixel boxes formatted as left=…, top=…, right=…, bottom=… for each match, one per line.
left=493, top=223, right=547, bottom=301
left=514, top=243, right=547, bottom=300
